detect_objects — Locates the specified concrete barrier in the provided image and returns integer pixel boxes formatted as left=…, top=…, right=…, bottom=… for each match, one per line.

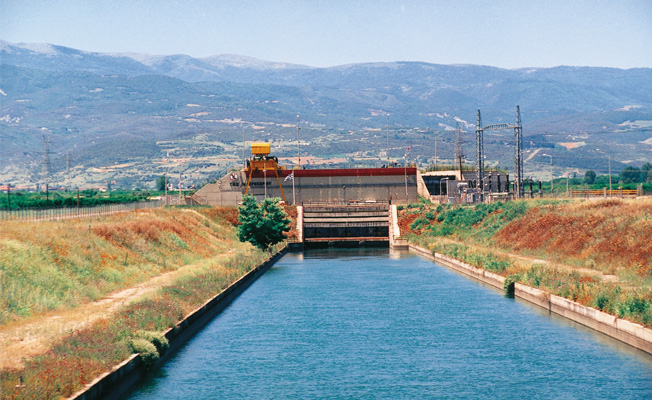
left=69, top=247, right=288, bottom=400
left=409, top=244, right=504, bottom=290
left=410, top=243, right=652, bottom=356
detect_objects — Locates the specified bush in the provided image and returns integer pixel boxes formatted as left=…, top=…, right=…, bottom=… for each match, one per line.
left=130, top=338, right=160, bottom=369
left=136, top=330, right=169, bottom=356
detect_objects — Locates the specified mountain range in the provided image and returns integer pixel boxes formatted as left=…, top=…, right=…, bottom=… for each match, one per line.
left=1, top=40, right=651, bottom=188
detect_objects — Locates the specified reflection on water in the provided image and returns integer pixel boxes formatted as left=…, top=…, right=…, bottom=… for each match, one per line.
left=128, top=249, right=652, bottom=399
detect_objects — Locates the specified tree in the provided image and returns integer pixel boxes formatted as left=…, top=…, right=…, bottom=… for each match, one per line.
left=642, top=162, right=652, bottom=183
left=584, top=170, right=596, bottom=184
left=237, top=195, right=290, bottom=250
left=620, top=166, right=642, bottom=184
left=156, top=175, right=168, bottom=191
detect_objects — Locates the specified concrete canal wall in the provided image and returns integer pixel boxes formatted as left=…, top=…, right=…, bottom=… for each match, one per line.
left=410, top=244, right=652, bottom=356
left=68, top=248, right=288, bottom=400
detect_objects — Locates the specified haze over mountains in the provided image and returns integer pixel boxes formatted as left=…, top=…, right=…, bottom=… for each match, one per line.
left=1, top=40, right=651, bottom=188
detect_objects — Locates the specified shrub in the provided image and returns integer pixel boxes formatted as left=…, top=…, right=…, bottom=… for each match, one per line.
left=410, top=216, right=429, bottom=231
left=130, top=338, right=159, bottom=369
left=136, top=330, right=169, bottom=356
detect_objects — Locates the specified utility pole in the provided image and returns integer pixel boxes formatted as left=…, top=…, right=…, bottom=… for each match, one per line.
left=66, top=151, right=71, bottom=191
left=297, top=114, right=301, bottom=169
left=178, top=163, right=182, bottom=205
left=434, top=136, right=438, bottom=171
left=42, top=133, right=53, bottom=190
left=567, top=175, right=570, bottom=197
left=608, top=155, right=612, bottom=198
left=242, top=124, right=246, bottom=169
left=404, top=156, right=408, bottom=197
left=164, top=152, right=169, bottom=205
left=543, top=154, right=553, bottom=196
left=386, top=114, right=390, bottom=166
left=6, top=184, right=10, bottom=210
left=455, top=123, right=464, bottom=178
left=550, top=156, right=553, bottom=195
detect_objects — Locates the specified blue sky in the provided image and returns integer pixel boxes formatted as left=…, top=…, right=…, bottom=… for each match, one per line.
left=2, top=0, right=651, bottom=68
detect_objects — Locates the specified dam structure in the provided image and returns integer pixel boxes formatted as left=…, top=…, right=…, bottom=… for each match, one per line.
left=192, top=143, right=416, bottom=247
left=192, top=166, right=419, bottom=207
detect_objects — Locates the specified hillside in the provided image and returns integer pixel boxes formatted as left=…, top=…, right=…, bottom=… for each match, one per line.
left=1, top=41, right=651, bottom=188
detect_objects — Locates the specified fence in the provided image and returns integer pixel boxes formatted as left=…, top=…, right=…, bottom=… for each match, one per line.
left=0, top=200, right=165, bottom=222
left=569, top=187, right=641, bottom=198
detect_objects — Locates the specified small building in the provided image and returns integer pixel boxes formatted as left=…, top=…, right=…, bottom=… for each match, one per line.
left=418, top=170, right=510, bottom=204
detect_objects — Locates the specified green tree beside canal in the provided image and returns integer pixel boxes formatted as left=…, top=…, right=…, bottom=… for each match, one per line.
left=237, top=195, right=290, bottom=250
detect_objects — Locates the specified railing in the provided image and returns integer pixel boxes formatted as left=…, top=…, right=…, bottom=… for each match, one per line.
left=301, top=200, right=390, bottom=206
left=569, top=188, right=640, bottom=198
left=0, top=200, right=164, bottom=222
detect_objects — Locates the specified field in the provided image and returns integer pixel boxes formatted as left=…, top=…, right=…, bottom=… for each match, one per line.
left=400, top=197, right=652, bottom=327
left=0, top=205, right=283, bottom=398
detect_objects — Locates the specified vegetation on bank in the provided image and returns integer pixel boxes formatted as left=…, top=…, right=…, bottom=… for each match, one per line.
left=0, top=207, right=240, bottom=323
left=0, top=206, right=278, bottom=398
left=237, top=195, right=290, bottom=250
left=0, top=189, right=155, bottom=210
left=401, top=198, right=652, bottom=327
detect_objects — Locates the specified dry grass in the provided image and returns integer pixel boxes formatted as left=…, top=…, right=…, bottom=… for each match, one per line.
left=404, top=197, right=652, bottom=328
left=0, top=205, right=274, bottom=399
left=0, top=207, right=236, bottom=325
left=494, top=198, right=652, bottom=276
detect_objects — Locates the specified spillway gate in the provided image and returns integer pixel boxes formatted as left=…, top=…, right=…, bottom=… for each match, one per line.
left=300, top=203, right=391, bottom=247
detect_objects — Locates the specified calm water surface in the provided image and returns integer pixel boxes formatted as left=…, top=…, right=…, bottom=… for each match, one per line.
left=129, top=249, right=652, bottom=399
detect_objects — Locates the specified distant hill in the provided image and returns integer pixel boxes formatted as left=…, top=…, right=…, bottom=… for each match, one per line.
left=1, top=41, right=651, bottom=188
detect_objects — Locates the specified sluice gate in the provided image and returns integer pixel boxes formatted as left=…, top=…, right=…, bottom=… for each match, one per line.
left=301, top=203, right=390, bottom=247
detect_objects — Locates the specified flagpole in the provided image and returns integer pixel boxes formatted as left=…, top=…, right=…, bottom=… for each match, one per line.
left=292, top=172, right=296, bottom=205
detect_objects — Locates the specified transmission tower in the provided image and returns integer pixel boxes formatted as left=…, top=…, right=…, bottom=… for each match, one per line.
left=514, top=106, right=523, bottom=199
left=455, top=122, right=465, bottom=176
left=475, top=110, right=484, bottom=193
left=42, top=134, right=53, bottom=185
left=474, top=106, right=524, bottom=200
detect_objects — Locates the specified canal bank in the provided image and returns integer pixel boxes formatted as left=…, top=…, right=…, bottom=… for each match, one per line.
left=409, top=244, right=652, bottom=356
left=68, top=247, right=287, bottom=400
left=127, top=249, right=652, bottom=399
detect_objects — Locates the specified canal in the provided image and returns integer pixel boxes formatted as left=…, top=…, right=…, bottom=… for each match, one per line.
left=128, top=249, right=652, bottom=399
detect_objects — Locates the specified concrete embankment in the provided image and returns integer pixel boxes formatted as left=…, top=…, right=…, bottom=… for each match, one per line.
left=69, top=247, right=288, bottom=400
left=410, top=244, right=652, bottom=356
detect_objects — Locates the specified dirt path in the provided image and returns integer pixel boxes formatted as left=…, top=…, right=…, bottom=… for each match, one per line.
left=432, top=237, right=618, bottom=282
left=0, top=250, right=235, bottom=370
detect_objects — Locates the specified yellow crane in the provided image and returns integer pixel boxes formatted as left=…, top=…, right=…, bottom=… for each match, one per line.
left=243, top=143, right=287, bottom=203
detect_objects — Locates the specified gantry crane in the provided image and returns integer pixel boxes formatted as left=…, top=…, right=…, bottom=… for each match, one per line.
left=243, top=142, right=287, bottom=203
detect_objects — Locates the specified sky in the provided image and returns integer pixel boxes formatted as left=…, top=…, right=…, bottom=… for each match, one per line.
left=1, top=0, right=652, bottom=69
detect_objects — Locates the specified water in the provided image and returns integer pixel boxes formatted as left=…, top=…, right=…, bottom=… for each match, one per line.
left=129, top=249, right=652, bottom=399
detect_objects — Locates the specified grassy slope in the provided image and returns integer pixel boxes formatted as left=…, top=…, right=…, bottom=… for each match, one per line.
left=0, top=206, right=242, bottom=324
left=400, top=198, right=652, bottom=326
left=0, top=206, right=279, bottom=398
